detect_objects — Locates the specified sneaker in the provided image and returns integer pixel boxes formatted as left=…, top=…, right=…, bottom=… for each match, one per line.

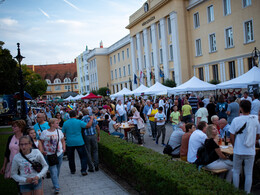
left=88, top=169, right=94, bottom=172
left=155, top=140, right=158, bottom=144
left=46, top=171, right=51, bottom=178
left=149, top=134, right=152, bottom=137
left=55, top=188, right=60, bottom=194
left=81, top=172, right=88, bottom=176
left=152, top=138, right=156, bottom=141
left=161, top=144, right=166, bottom=147
left=95, top=166, right=99, bottom=171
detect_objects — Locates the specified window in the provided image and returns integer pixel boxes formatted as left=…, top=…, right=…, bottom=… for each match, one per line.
left=87, top=85, right=89, bottom=91
left=169, top=45, right=173, bottom=61
left=115, top=69, right=117, bottom=79
left=193, top=12, right=200, bottom=28
left=167, top=17, right=172, bottom=34
left=160, top=48, right=163, bottom=64
left=243, top=0, right=251, bottom=8
left=47, top=86, right=51, bottom=91
left=127, top=48, right=129, bottom=58
left=111, top=71, right=113, bottom=80
left=122, top=51, right=125, bottom=60
left=45, top=79, right=51, bottom=84
left=136, top=58, right=139, bottom=70
left=55, top=86, right=61, bottom=91
left=195, top=39, right=202, bottom=56
left=151, top=52, right=154, bottom=67
left=118, top=53, right=120, bottom=62
left=64, top=85, right=71, bottom=90
left=123, top=66, right=126, bottom=77
left=207, top=5, right=214, bottom=23
left=244, top=20, right=254, bottom=43
left=172, top=71, right=175, bottom=82
left=144, top=55, right=146, bottom=68
left=114, top=55, right=116, bottom=64
left=209, top=33, right=217, bottom=52
left=142, top=32, right=145, bottom=46
left=128, top=64, right=131, bottom=75
left=212, top=64, right=219, bottom=81
left=158, top=23, right=161, bottom=39
left=110, top=57, right=112, bottom=65
left=150, top=28, right=152, bottom=43
left=86, top=75, right=89, bottom=80
left=73, top=77, right=77, bottom=82
left=248, top=57, right=255, bottom=70
left=198, top=67, right=204, bottom=81
left=119, top=68, right=122, bottom=78
left=225, top=27, right=234, bottom=48
left=229, top=61, right=236, bottom=79
left=74, top=85, right=78, bottom=89
left=223, top=0, right=231, bottom=15
left=135, top=36, right=138, bottom=49
left=54, top=78, right=61, bottom=84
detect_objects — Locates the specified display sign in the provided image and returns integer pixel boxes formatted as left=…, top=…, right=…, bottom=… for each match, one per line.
left=248, top=84, right=259, bottom=97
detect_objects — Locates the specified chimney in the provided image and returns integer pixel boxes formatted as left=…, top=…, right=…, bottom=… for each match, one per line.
left=100, top=40, right=103, bottom=48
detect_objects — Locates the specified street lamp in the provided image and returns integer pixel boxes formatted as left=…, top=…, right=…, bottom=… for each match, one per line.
left=129, top=77, right=132, bottom=90
left=15, top=43, right=26, bottom=120
left=252, top=47, right=260, bottom=67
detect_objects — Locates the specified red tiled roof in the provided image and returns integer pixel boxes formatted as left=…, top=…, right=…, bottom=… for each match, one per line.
left=27, top=60, right=77, bottom=82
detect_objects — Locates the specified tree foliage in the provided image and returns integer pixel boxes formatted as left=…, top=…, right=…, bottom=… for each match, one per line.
left=90, top=90, right=98, bottom=95
left=209, top=79, right=220, bottom=85
left=163, top=79, right=176, bottom=88
left=98, top=87, right=110, bottom=97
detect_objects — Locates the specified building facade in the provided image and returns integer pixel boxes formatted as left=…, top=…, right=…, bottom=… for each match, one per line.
left=28, top=61, right=79, bottom=100
left=76, top=0, right=259, bottom=94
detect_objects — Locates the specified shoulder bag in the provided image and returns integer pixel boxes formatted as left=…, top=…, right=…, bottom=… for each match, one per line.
left=47, top=130, right=59, bottom=166
left=21, top=150, right=43, bottom=173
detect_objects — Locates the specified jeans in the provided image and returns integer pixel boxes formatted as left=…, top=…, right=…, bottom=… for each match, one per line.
left=205, top=159, right=233, bottom=182
left=85, top=135, right=99, bottom=167
left=146, top=116, right=152, bottom=136
left=67, top=145, right=88, bottom=173
left=117, top=115, right=125, bottom=123
left=111, top=131, right=124, bottom=139
left=156, top=125, right=166, bottom=144
left=47, top=153, right=63, bottom=189
left=149, top=121, right=157, bottom=139
left=233, top=154, right=255, bottom=193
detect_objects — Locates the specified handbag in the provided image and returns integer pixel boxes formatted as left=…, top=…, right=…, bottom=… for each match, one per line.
left=47, top=129, right=59, bottom=166
left=21, top=150, right=43, bottom=173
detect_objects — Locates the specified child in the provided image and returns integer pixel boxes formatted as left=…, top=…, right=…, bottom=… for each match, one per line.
left=154, top=107, right=166, bottom=146
left=170, top=105, right=181, bottom=131
left=27, top=128, right=44, bottom=154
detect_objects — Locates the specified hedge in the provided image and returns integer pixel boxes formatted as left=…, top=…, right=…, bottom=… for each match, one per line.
left=98, top=131, right=245, bottom=195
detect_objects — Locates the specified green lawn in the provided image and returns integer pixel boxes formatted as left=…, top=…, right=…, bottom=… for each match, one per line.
left=0, top=127, right=12, bottom=133
left=0, top=134, right=18, bottom=194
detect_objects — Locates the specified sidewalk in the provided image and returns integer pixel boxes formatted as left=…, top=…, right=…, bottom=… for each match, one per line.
left=44, top=154, right=129, bottom=195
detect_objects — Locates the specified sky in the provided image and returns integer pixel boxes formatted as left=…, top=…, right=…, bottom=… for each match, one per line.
left=0, top=0, right=146, bottom=65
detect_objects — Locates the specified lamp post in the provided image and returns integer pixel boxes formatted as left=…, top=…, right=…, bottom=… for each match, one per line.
left=129, top=77, right=132, bottom=91
left=252, top=47, right=260, bottom=67
left=15, top=43, right=26, bottom=120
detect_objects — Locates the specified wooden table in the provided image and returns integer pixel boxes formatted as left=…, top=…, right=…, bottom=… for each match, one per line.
left=220, top=144, right=233, bottom=155
left=119, top=125, right=135, bottom=141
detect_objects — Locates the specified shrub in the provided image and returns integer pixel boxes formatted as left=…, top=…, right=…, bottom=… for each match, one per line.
left=98, top=131, right=245, bottom=195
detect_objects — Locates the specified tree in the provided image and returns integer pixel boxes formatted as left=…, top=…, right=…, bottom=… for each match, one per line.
left=0, top=41, right=19, bottom=94
left=209, top=79, right=220, bottom=85
left=163, top=79, right=176, bottom=88
left=22, top=65, right=48, bottom=99
left=91, top=90, right=98, bottom=95
left=98, top=87, right=110, bottom=97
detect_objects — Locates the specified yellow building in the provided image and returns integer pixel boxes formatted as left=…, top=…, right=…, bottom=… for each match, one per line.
left=76, top=0, right=259, bottom=94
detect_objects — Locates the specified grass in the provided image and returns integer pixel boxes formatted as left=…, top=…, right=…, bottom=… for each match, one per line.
left=0, top=127, right=12, bottom=133
left=0, top=134, right=18, bottom=194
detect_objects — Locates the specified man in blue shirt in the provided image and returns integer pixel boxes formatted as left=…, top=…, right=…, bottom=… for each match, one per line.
left=219, top=118, right=230, bottom=138
left=81, top=108, right=100, bottom=172
left=34, top=113, right=50, bottom=139
left=62, top=110, right=92, bottom=176
left=143, top=100, right=152, bottom=137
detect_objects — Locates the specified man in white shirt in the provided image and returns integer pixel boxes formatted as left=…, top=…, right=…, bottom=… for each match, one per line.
left=229, top=100, right=260, bottom=194
left=241, top=91, right=252, bottom=103
left=251, top=93, right=260, bottom=115
left=116, top=100, right=125, bottom=122
left=187, top=121, right=208, bottom=163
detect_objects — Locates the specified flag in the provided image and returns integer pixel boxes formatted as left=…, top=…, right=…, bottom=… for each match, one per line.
left=150, top=71, right=153, bottom=80
left=134, top=74, right=137, bottom=84
left=67, top=105, right=73, bottom=110
left=140, top=71, right=143, bottom=84
left=159, top=69, right=164, bottom=78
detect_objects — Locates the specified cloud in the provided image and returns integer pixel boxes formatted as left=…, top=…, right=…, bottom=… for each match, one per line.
left=63, top=0, right=80, bottom=11
left=0, top=17, right=18, bottom=26
left=48, top=19, right=84, bottom=27
left=39, top=8, right=50, bottom=18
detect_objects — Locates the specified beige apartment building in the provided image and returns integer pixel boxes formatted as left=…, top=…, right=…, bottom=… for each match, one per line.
left=76, top=0, right=259, bottom=94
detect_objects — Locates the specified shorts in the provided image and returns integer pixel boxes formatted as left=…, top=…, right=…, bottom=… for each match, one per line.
left=20, top=179, right=42, bottom=193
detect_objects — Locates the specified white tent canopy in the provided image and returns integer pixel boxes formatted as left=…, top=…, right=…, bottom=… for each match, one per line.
left=71, top=94, right=84, bottom=100
left=124, top=84, right=148, bottom=96
left=168, top=76, right=216, bottom=93
left=143, top=82, right=172, bottom=95
left=110, top=87, right=132, bottom=98
left=64, top=96, right=74, bottom=101
left=217, top=66, right=260, bottom=89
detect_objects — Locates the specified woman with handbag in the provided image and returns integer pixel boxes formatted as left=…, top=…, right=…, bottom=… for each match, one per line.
left=40, top=118, right=65, bottom=194
left=129, top=107, right=143, bottom=145
left=11, top=136, right=48, bottom=195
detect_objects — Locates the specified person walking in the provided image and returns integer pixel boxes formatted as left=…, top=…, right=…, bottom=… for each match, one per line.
left=34, top=113, right=50, bottom=139
left=147, top=103, right=158, bottom=140
left=143, top=100, right=152, bottom=137
left=154, top=107, right=166, bottom=146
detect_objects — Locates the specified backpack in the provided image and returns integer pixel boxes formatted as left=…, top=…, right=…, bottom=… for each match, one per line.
left=194, top=143, right=213, bottom=167
left=163, top=144, right=173, bottom=155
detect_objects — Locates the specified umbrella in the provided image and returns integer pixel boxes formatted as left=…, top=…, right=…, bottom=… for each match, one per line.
left=81, top=93, right=102, bottom=99
left=14, top=91, right=32, bottom=100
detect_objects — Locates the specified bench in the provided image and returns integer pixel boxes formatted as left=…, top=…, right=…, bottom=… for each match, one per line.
left=202, top=167, right=228, bottom=175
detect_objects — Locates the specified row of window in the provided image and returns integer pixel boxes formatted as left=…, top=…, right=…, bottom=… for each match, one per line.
left=47, top=84, right=78, bottom=91
left=195, top=19, right=254, bottom=56
left=111, top=64, right=131, bottom=80
left=198, top=57, right=255, bottom=81
left=90, top=73, right=97, bottom=84
left=81, top=85, right=90, bottom=93
left=112, top=82, right=129, bottom=94
left=193, top=0, right=252, bottom=28
left=89, top=59, right=96, bottom=70
left=110, top=48, right=130, bottom=65
left=46, top=77, right=78, bottom=84
left=81, top=75, right=89, bottom=83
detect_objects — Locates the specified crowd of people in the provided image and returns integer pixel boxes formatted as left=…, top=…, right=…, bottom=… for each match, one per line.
left=1, top=91, right=260, bottom=194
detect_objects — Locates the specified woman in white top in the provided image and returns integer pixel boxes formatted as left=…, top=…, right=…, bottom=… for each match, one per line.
left=195, top=102, right=209, bottom=127
left=129, top=107, right=143, bottom=145
left=11, top=136, right=48, bottom=195
left=40, top=118, right=65, bottom=194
